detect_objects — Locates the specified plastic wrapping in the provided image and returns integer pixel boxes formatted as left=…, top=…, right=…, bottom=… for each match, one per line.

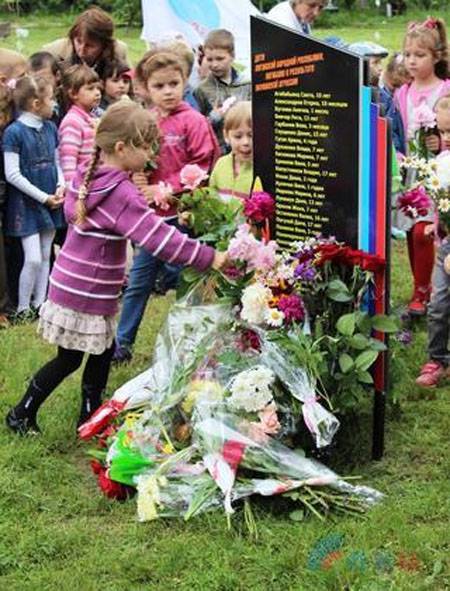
left=83, top=280, right=383, bottom=521
left=259, top=334, right=340, bottom=447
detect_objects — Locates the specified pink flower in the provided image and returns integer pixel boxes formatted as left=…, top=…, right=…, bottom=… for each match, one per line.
left=411, top=102, right=436, bottom=132
left=152, top=181, right=173, bottom=211
left=6, top=78, right=17, bottom=90
left=222, top=440, right=246, bottom=471
left=180, top=164, right=209, bottom=190
left=258, top=403, right=281, bottom=435
left=228, top=224, right=259, bottom=262
left=244, top=192, right=275, bottom=223
left=397, top=186, right=433, bottom=218
left=277, top=294, right=305, bottom=324
left=252, top=240, right=277, bottom=271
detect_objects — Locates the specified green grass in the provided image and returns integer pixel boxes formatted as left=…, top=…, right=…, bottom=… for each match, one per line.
left=1, top=11, right=450, bottom=591
left=1, top=246, right=449, bottom=590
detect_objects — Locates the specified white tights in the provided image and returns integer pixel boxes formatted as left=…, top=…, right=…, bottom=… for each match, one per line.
left=18, top=230, right=55, bottom=313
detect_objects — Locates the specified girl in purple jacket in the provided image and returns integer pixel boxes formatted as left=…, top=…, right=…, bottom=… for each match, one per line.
left=6, top=101, right=226, bottom=435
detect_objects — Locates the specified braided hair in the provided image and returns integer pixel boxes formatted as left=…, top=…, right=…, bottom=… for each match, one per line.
left=74, top=101, right=159, bottom=225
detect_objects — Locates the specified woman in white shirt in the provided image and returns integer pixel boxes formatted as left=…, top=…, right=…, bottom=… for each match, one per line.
left=267, top=0, right=325, bottom=35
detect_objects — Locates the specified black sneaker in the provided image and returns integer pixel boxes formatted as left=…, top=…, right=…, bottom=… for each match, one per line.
left=5, top=409, right=41, bottom=436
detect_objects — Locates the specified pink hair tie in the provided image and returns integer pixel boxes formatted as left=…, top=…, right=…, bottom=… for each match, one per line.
left=6, top=78, right=16, bottom=90
left=424, top=17, right=438, bottom=30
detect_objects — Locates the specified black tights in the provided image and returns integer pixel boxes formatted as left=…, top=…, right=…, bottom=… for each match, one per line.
left=15, top=345, right=115, bottom=425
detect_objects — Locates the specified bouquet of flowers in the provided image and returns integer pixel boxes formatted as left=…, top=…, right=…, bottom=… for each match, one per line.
left=409, top=101, right=438, bottom=160
left=431, top=151, right=450, bottom=230
left=397, top=154, right=438, bottom=221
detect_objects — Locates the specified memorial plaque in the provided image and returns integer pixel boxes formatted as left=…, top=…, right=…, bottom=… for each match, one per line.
left=251, top=16, right=363, bottom=248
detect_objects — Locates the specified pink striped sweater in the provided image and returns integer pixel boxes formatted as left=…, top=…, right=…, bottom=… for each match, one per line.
left=58, top=105, right=97, bottom=185
left=48, top=165, right=215, bottom=315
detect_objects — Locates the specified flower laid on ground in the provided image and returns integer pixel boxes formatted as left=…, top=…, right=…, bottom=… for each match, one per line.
left=227, top=366, right=275, bottom=412
left=180, top=164, right=209, bottom=190
left=277, top=294, right=305, bottom=324
left=243, top=191, right=275, bottom=223
left=240, top=283, right=272, bottom=324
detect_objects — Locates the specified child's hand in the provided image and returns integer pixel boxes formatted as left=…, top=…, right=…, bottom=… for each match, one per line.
left=138, top=185, right=156, bottom=205
left=47, top=194, right=64, bottom=209
left=425, top=134, right=440, bottom=153
left=212, top=251, right=230, bottom=271
left=132, top=172, right=149, bottom=188
left=56, top=186, right=65, bottom=200
left=424, top=223, right=435, bottom=238
left=178, top=211, right=191, bottom=226
left=444, top=254, right=450, bottom=275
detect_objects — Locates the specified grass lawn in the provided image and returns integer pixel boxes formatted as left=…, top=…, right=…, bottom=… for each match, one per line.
left=0, top=9, right=450, bottom=591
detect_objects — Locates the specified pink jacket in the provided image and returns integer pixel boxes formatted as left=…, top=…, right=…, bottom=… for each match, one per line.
left=58, top=105, right=97, bottom=185
left=149, top=101, right=220, bottom=215
left=395, top=79, right=450, bottom=139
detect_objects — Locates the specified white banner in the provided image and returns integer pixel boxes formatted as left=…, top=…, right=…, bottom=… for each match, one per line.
left=140, top=0, right=260, bottom=68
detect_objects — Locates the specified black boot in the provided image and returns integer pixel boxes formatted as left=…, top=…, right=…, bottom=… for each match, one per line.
left=5, top=378, right=47, bottom=436
left=5, top=409, right=41, bottom=436
left=77, top=384, right=103, bottom=428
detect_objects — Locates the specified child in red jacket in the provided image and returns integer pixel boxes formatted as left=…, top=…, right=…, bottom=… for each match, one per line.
left=113, top=51, right=220, bottom=363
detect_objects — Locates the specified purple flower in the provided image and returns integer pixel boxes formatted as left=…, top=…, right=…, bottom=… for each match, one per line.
left=395, top=329, right=412, bottom=345
left=277, top=294, right=305, bottom=324
left=294, top=262, right=316, bottom=282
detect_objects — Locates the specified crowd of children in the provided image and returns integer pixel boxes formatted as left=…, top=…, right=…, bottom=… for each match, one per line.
left=0, top=6, right=449, bottom=435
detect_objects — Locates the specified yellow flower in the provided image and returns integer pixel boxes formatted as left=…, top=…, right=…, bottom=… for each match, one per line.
left=181, top=379, right=223, bottom=414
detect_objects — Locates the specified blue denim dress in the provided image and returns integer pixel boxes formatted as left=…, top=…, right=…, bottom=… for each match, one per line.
left=3, top=120, right=65, bottom=237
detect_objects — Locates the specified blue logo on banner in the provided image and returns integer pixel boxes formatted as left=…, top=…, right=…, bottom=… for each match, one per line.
left=168, top=0, right=220, bottom=29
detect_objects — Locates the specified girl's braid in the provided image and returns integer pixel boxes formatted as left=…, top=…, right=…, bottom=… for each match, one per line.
left=74, top=145, right=101, bottom=225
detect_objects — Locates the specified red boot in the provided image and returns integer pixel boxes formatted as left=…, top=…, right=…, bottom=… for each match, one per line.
left=408, top=286, right=430, bottom=316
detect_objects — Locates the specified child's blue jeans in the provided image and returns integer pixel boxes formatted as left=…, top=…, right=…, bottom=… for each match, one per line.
left=116, top=219, right=184, bottom=349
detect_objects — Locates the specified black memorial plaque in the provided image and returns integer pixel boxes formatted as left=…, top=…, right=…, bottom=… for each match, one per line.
left=251, top=16, right=362, bottom=248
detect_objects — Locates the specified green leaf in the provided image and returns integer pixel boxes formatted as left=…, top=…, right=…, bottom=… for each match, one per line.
left=327, top=289, right=353, bottom=303
left=368, top=338, right=387, bottom=352
left=371, top=314, right=400, bottom=333
left=355, top=311, right=372, bottom=333
left=354, top=350, right=379, bottom=371
left=289, top=509, right=305, bottom=522
left=336, top=313, right=356, bottom=336
left=357, top=370, right=374, bottom=385
left=339, top=353, right=354, bottom=374
left=349, top=333, right=370, bottom=350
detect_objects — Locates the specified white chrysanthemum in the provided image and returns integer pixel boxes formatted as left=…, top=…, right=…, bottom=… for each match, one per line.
left=228, top=366, right=275, bottom=412
left=240, top=283, right=272, bottom=325
left=438, top=198, right=450, bottom=213
left=264, top=307, right=285, bottom=327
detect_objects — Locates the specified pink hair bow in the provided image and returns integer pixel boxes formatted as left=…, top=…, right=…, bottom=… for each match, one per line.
left=424, top=17, right=438, bottom=30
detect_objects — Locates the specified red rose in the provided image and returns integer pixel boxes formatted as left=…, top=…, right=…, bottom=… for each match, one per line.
left=97, top=466, right=132, bottom=501
left=315, top=243, right=346, bottom=265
